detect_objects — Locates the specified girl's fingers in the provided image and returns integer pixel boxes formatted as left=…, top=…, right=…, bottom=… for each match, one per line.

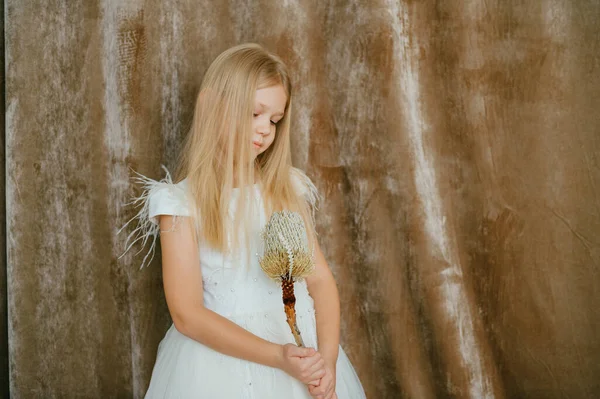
left=308, top=383, right=325, bottom=397
left=309, top=380, right=331, bottom=397
left=307, top=353, right=323, bottom=368
left=325, top=384, right=334, bottom=398
left=306, top=358, right=325, bottom=375
left=322, top=378, right=335, bottom=398
left=300, top=354, right=322, bottom=373
left=306, top=367, right=326, bottom=382
left=308, top=379, right=320, bottom=386
left=303, top=357, right=325, bottom=382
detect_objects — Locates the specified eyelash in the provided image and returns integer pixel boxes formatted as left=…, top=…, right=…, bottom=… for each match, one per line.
left=253, top=113, right=278, bottom=126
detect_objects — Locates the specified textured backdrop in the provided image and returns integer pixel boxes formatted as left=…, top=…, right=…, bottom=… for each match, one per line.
left=4, top=1, right=600, bottom=398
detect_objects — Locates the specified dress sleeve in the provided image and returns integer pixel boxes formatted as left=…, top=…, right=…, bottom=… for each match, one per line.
left=147, top=179, right=190, bottom=224
left=118, top=166, right=191, bottom=269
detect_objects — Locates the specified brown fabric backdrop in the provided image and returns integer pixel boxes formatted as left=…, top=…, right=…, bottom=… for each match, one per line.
left=5, top=1, right=600, bottom=398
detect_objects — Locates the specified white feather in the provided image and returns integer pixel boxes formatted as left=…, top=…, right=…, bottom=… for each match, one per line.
left=290, top=167, right=320, bottom=212
left=117, top=165, right=180, bottom=269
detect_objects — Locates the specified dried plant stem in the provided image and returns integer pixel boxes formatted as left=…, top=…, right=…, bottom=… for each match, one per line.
left=282, top=276, right=304, bottom=347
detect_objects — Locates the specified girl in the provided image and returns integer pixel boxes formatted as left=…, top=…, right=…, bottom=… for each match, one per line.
left=123, top=43, right=366, bottom=399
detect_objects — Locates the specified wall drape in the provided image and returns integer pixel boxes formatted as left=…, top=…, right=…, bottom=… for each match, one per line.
left=5, top=1, right=600, bottom=398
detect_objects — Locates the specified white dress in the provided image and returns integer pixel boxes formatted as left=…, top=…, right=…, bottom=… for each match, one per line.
left=124, top=169, right=366, bottom=399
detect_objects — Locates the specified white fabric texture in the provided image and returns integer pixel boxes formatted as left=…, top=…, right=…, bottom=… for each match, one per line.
left=129, top=169, right=366, bottom=399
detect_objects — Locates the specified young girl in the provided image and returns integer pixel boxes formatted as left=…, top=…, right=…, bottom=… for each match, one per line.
left=124, top=43, right=366, bottom=399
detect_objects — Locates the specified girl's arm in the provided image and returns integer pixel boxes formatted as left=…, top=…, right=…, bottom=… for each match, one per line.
left=158, top=215, right=325, bottom=384
left=306, top=241, right=341, bottom=370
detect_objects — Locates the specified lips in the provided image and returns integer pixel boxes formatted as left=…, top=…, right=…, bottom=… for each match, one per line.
left=253, top=141, right=262, bottom=148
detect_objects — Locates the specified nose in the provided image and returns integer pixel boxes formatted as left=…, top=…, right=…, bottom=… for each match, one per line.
left=257, top=119, right=270, bottom=135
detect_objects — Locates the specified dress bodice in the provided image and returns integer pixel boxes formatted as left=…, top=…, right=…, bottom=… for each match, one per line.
left=121, top=167, right=318, bottom=318
left=193, top=184, right=314, bottom=317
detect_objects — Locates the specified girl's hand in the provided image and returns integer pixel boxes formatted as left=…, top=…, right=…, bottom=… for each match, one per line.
left=279, top=344, right=326, bottom=385
left=308, top=364, right=336, bottom=399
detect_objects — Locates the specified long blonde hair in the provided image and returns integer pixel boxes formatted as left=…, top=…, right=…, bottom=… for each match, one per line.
left=175, top=43, right=315, bottom=254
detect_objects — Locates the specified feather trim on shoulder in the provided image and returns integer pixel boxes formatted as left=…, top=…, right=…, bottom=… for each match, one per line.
left=117, top=165, right=181, bottom=269
left=290, top=166, right=321, bottom=212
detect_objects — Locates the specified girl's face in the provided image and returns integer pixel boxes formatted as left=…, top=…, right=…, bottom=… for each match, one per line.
left=252, top=84, right=287, bottom=157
